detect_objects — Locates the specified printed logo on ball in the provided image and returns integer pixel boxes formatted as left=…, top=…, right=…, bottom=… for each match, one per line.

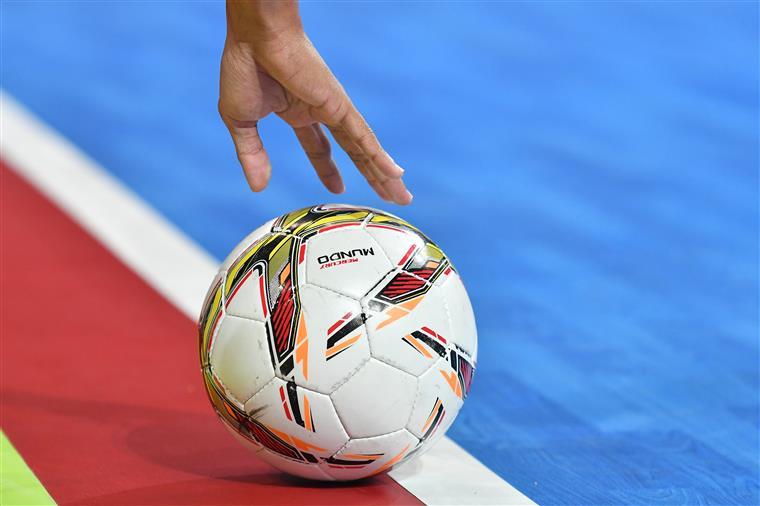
left=318, top=247, right=375, bottom=269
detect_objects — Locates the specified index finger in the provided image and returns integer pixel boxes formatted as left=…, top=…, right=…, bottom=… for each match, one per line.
left=339, top=105, right=405, bottom=180
left=327, top=120, right=412, bottom=205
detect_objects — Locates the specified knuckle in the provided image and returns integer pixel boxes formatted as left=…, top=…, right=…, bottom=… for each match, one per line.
left=239, top=143, right=264, bottom=157
left=355, top=128, right=375, bottom=145
left=333, top=99, right=350, bottom=121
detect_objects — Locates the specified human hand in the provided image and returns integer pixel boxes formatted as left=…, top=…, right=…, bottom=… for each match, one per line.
left=219, top=1, right=412, bottom=205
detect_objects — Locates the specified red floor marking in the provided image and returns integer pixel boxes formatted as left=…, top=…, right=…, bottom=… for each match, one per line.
left=0, top=164, right=422, bottom=505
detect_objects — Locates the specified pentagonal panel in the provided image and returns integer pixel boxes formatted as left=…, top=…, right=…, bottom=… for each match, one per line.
left=438, top=270, right=478, bottom=362
left=244, top=378, right=349, bottom=460
left=320, top=429, right=420, bottom=481
left=365, top=224, right=426, bottom=268
left=294, top=284, right=370, bottom=393
left=362, top=270, right=452, bottom=376
left=330, top=359, right=417, bottom=438
left=220, top=218, right=276, bottom=272
left=210, top=314, right=274, bottom=405
left=407, top=356, right=464, bottom=449
left=304, top=227, right=392, bottom=299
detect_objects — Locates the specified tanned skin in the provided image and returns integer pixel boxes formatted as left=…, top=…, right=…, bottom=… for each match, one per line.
left=219, top=1, right=412, bottom=205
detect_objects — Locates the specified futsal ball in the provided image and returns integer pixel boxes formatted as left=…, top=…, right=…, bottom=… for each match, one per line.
left=199, top=204, right=477, bottom=480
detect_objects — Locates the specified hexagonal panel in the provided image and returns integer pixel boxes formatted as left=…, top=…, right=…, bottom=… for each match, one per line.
left=320, top=429, right=420, bottom=481
left=406, top=356, right=464, bottom=450
left=437, top=270, right=478, bottom=362
left=330, top=359, right=417, bottom=438
left=244, top=378, right=349, bottom=459
left=362, top=271, right=452, bottom=376
left=304, top=227, right=392, bottom=299
left=209, top=314, right=274, bottom=405
left=294, top=284, right=370, bottom=393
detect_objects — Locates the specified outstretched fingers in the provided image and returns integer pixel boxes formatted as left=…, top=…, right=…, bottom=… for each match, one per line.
left=238, top=31, right=412, bottom=204
left=328, top=100, right=411, bottom=205
left=341, top=106, right=405, bottom=181
left=293, top=123, right=344, bottom=194
left=326, top=114, right=412, bottom=205
left=326, top=124, right=387, bottom=202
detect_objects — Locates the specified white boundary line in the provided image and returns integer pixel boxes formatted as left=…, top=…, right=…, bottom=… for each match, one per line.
left=0, top=92, right=218, bottom=319
left=1, top=91, right=535, bottom=506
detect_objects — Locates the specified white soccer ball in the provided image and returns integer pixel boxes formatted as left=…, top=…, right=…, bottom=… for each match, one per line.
left=199, top=204, right=477, bottom=481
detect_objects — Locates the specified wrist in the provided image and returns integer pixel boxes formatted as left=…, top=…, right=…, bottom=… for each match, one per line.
left=226, top=0, right=303, bottom=47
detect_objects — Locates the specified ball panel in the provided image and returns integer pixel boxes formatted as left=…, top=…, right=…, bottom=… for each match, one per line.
left=244, top=378, right=349, bottom=459
left=320, top=429, right=420, bottom=481
left=274, top=204, right=373, bottom=236
left=365, top=210, right=426, bottom=236
left=365, top=221, right=450, bottom=285
left=201, top=367, right=264, bottom=451
left=224, top=233, right=302, bottom=313
left=305, top=228, right=392, bottom=299
left=224, top=263, right=268, bottom=322
left=330, top=359, right=417, bottom=438
left=199, top=271, right=224, bottom=367
left=255, top=448, right=335, bottom=481
left=365, top=224, right=426, bottom=267
left=209, top=315, right=274, bottom=405
left=362, top=271, right=452, bottom=377
left=221, top=421, right=266, bottom=455
left=406, top=357, right=464, bottom=447
left=296, top=284, right=370, bottom=393
left=437, top=270, right=478, bottom=363
left=223, top=232, right=306, bottom=380
left=220, top=218, right=276, bottom=272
